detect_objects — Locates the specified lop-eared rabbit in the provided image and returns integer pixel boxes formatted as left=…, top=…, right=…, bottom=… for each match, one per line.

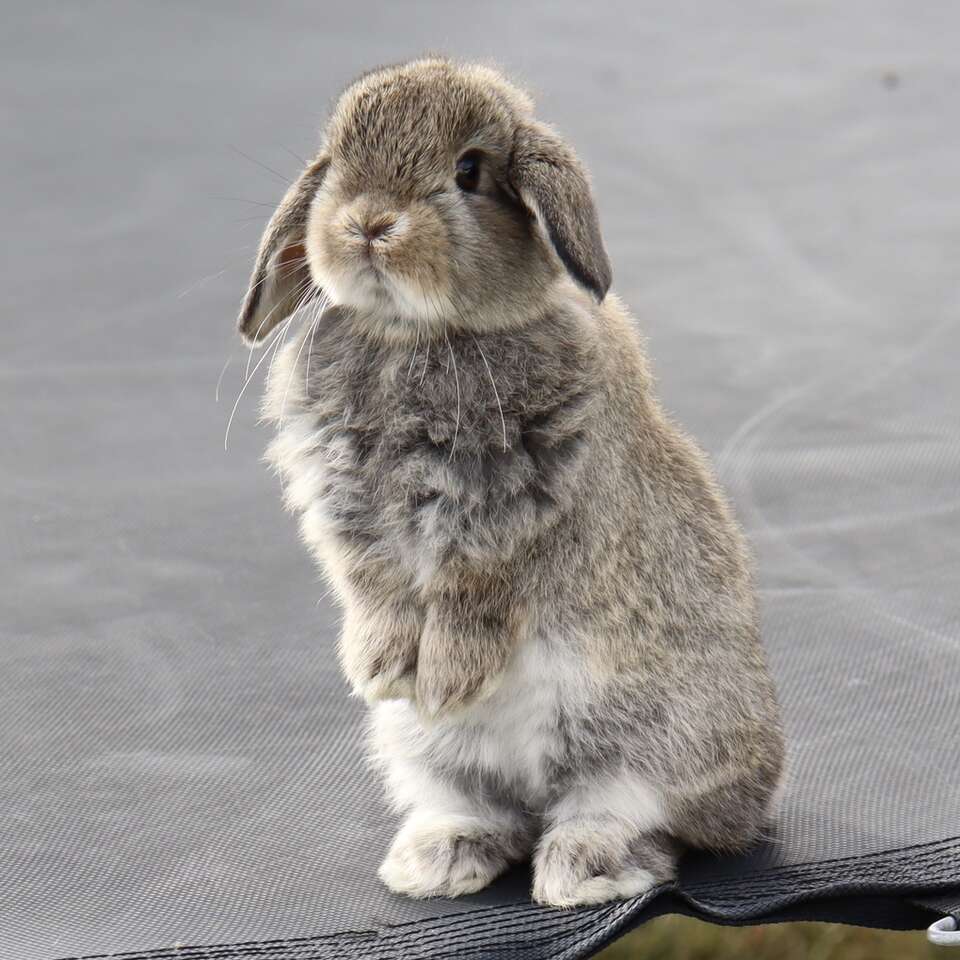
left=236, top=58, right=784, bottom=907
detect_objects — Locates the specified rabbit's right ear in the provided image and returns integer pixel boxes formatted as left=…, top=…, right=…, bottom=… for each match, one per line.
left=237, top=154, right=329, bottom=345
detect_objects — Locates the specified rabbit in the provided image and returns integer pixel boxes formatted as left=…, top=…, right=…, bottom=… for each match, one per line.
left=236, top=57, right=785, bottom=908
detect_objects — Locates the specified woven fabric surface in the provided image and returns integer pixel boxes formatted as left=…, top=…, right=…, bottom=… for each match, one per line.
left=2, top=3, right=958, bottom=959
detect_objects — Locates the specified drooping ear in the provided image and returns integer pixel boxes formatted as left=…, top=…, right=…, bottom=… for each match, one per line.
left=237, top=154, right=329, bottom=344
left=508, top=122, right=612, bottom=301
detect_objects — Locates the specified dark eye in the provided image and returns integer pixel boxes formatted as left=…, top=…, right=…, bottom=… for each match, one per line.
left=455, top=152, right=481, bottom=192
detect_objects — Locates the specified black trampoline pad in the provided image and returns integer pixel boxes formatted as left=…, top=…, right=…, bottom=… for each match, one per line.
left=2, top=3, right=959, bottom=959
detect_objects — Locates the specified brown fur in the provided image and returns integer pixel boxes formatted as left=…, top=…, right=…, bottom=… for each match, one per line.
left=237, top=58, right=785, bottom=907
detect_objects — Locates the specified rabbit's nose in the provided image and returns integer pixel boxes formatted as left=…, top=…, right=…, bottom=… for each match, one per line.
left=361, top=215, right=397, bottom=241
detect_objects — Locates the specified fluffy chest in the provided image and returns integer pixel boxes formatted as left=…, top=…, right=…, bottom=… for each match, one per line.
left=264, top=321, right=490, bottom=538
left=265, top=317, right=587, bottom=585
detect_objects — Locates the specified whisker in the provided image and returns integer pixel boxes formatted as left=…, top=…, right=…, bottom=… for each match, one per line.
left=419, top=338, right=431, bottom=386
left=177, top=242, right=260, bottom=300
left=212, top=195, right=279, bottom=208
left=243, top=255, right=311, bottom=301
left=224, top=314, right=294, bottom=450
left=278, top=317, right=315, bottom=428
left=233, top=214, right=274, bottom=225
left=178, top=266, right=229, bottom=300
left=264, top=283, right=318, bottom=395
left=280, top=293, right=328, bottom=428
left=229, top=145, right=292, bottom=185
left=281, top=144, right=309, bottom=166
left=304, top=295, right=325, bottom=401
left=407, top=318, right=422, bottom=378
left=215, top=354, right=232, bottom=403
left=228, top=278, right=316, bottom=448
left=244, top=274, right=314, bottom=380
left=472, top=335, right=508, bottom=452
left=241, top=258, right=312, bottom=339
left=267, top=321, right=296, bottom=497
left=265, top=307, right=296, bottom=386
left=439, top=290, right=507, bottom=453
left=443, top=329, right=461, bottom=461
left=179, top=249, right=263, bottom=297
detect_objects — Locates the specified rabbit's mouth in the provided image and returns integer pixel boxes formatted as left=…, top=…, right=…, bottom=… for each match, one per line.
left=328, top=260, right=452, bottom=336
left=326, top=256, right=403, bottom=317
left=354, top=254, right=398, bottom=297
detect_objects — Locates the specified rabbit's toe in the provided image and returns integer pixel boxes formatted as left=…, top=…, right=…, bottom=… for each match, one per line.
left=532, top=823, right=673, bottom=908
left=534, top=860, right=658, bottom=908
left=359, top=663, right=415, bottom=704
left=378, top=813, right=523, bottom=899
left=343, top=644, right=416, bottom=704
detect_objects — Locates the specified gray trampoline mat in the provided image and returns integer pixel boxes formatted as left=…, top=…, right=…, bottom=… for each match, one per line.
left=2, top=3, right=958, bottom=958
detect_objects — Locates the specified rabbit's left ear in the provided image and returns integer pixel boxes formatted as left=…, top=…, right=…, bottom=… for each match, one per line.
left=509, top=122, right=612, bottom=301
left=237, top=154, right=329, bottom=345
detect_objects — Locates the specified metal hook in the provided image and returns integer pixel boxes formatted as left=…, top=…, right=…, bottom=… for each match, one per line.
left=928, top=915, right=960, bottom=946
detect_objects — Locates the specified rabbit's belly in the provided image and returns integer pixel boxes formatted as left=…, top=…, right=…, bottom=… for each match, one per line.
left=431, top=631, right=585, bottom=808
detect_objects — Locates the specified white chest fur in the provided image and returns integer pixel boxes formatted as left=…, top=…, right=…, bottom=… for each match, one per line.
left=372, top=630, right=586, bottom=813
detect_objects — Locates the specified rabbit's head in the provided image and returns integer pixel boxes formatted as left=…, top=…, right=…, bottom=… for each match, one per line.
left=238, top=58, right=611, bottom=344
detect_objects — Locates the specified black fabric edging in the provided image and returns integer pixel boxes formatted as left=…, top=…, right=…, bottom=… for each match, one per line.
left=59, top=834, right=960, bottom=960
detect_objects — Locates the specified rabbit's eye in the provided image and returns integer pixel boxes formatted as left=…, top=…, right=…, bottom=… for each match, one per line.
left=455, top=152, right=481, bottom=192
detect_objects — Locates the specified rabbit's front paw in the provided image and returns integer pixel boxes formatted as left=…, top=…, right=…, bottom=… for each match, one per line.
left=414, top=608, right=513, bottom=721
left=340, top=609, right=419, bottom=704
left=379, top=813, right=526, bottom=898
left=414, top=649, right=501, bottom=721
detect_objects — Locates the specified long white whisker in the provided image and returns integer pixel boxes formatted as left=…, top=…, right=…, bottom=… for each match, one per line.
left=268, top=319, right=295, bottom=497
left=224, top=314, right=293, bottom=450
left=266, top=306, right=297, bottom=387
left=443, top=330, right=461, bottom=461
left=278, top=320, right=314, bottom=427
left=304, top=295, right=325, bottom=402
left=177, top=243, right=258, bottom=299
left=246, top=255, right=310, bottom=301
left=419, top=338, right=431, bottom=386
left=244, top=274, right=313, bottom=380
left=178, top=266, right=229, bottom=300
left=472, top=335, right=507, bottom=452
left=243, top=257, right=311, bottom=327
left=215, top=354, right=232, bottom=403
left=232, top=271, right=317, bottom=435
left=280, top=294, right=328, bottom=428
left=407, top=318, right=422, bottom=378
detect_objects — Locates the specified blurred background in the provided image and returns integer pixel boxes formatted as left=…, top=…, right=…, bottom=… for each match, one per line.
left=4, top=2, right=957, bottom=957
left=601, top=915, right=944, bottom=958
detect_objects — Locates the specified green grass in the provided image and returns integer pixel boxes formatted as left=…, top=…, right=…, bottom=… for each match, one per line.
left=597, top=916, right=941, bottom=959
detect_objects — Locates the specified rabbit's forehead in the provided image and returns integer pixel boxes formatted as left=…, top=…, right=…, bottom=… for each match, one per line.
left=326, top=69, right=515, bottom=176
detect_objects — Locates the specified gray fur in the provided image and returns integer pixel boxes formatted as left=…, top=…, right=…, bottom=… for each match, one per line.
left=237, top=156, right=329, bottom=344
left=239, top=57, right=785, bottom=907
